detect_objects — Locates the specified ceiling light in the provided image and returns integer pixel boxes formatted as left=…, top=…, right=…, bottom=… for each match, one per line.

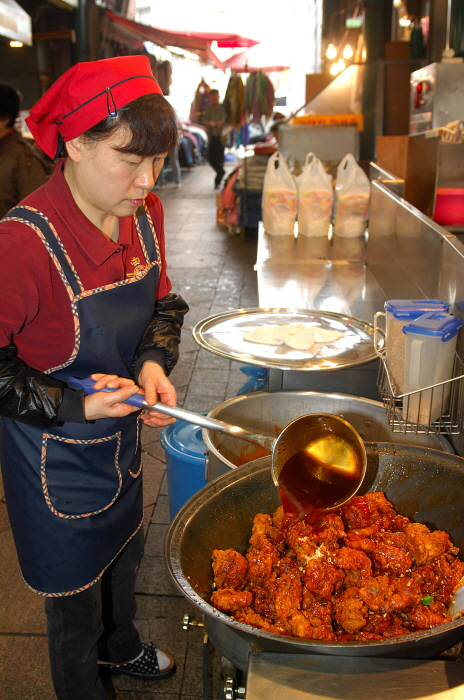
left=326, top=43, right=337, bottom=60
left=399, top=16, right=411, bottom=26
left=10, top=40, right=23, bottom=47
left=342, top=45, right=353, bottom=59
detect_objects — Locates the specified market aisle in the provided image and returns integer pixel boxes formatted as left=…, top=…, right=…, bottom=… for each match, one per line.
left=0, top=159, right=259, bottom=700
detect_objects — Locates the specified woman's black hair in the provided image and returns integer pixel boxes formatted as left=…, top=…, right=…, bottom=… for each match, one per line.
left=58, top=92, right=178, bottom=158
left=0, top=82, right=21, bottom=128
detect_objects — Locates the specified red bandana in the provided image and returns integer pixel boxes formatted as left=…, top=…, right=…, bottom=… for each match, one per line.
left=26, top=56, right=163, bottom=159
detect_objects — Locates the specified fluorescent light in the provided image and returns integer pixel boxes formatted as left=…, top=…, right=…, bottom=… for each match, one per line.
left=10, top=41, right=23, bottom=47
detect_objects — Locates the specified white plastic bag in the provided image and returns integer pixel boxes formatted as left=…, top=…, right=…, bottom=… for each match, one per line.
left=297, top=152, right=333, bottom=237
left=262, top=152, right=297, bottom=236
left=333, top=153, right=370, bottom=237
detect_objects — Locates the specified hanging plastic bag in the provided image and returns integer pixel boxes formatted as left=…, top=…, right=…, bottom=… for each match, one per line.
left=236, top=366, right=268, bottom=395
left=333, top=153, right=371, bottom=238
left=262, top=151, right=297, bottom=236
left=297, top=152, right=333, bottom=237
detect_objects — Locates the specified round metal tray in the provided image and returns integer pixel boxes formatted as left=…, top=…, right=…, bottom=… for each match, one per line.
left=192, top=308, right=383, bottom=371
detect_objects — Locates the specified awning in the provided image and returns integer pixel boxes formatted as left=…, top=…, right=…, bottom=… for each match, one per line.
left=0, top=0, right=32, bottom=46
left=224, top=45, right=290, bottom=73
left=166, top=30, right=259, bottom=49
left=103, top=11, right=258, bottom=69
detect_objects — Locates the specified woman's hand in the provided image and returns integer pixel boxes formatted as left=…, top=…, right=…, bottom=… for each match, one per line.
left=137, top=360, right=177, bottom=428
left=83, top=373, right=140, bottom=421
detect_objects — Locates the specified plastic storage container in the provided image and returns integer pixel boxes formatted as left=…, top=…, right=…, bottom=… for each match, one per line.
left=403, top=312, right=462, bottom=425
left=160, top=418, right=207, bottom=520
left=434, top=188, right=464, bottom=226
left=384, top=299, right=450, bottom=395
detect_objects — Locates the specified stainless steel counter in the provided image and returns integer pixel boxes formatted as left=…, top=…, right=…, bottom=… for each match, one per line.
left=246, top=652, right=464, bottom=700
left=256, top=228, right=385, bottom=321
left=255, top=181, right=464, bottom=420
left=255, top=226, right=385, bottom=397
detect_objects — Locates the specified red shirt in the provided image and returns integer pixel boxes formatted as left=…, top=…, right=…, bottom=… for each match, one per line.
left=0, top=162, right=171, bottom=373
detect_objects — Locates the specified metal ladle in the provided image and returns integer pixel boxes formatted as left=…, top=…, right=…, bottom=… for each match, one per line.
left=70, top=377, right=367, bottom=511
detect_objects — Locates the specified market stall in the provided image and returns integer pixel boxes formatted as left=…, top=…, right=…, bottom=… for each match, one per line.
left=165, top=181, right=464, bottom=696
left=165, top=39, right=464, bottom=699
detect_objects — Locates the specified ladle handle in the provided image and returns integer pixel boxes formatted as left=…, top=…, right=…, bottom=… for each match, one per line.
left=69, top=376, right=275, bottom=451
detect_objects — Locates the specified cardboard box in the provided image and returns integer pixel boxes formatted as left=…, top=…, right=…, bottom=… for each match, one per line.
left=215, top=192, right=222, bottom=207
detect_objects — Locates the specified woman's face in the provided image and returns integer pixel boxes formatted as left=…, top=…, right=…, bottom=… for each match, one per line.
left=66, top=126, right=168, bottom=219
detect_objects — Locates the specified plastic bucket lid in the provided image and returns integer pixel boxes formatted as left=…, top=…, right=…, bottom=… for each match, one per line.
left=161, top=419, right=206, bottom=461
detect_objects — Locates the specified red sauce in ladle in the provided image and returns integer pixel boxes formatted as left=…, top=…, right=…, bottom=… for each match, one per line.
left=278, top=444, right=363, bottom=524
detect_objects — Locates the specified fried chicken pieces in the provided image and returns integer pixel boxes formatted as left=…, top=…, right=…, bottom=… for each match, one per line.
left=210, top=492, right=464, bottom=642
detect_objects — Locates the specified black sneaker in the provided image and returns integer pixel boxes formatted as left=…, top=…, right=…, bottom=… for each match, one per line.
left=98, top=641, right=176, bottom=680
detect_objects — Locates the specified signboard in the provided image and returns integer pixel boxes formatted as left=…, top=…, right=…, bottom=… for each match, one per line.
left=0, top=0, right=32, bottom=45
left=292, top=113, right=364, bottom=131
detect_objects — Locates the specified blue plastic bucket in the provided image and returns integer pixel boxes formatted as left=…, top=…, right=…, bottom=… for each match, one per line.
left=160, top=418, right=207, bottom=520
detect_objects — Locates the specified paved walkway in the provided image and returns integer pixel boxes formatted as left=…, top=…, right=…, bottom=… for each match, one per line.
left=0, top=159, right=258, bottom=699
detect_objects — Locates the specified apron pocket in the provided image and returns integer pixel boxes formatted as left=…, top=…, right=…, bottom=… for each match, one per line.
left=41, top=432, right=122, bottom=518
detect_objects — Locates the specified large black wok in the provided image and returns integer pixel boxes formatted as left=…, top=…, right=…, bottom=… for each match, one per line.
left=166, top=443, right=464, bottom=661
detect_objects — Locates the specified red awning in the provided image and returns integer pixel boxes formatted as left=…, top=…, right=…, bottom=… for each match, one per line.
left=103, top=11, right=258, bottom=69
left=164, top=30, right=259, bottom=49
left=224, top=45, right=290, bottom=73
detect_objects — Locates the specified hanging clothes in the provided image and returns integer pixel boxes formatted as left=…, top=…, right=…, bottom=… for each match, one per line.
left=223, top=73, right=246, bottom=130
left=244, top=71, right=275, bottom=124
left=189, top=80, right=211, bottom=124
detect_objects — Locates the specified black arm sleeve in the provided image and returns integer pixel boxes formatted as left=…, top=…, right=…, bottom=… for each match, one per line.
left=0, top=343, right=65, bottom=427
left=131, top=293, right=189, bottom=378
left=0, top=343, right=86, bottom=428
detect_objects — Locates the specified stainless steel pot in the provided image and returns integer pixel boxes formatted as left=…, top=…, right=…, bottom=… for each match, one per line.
left=202, top=391, right=453, bottom=481
left=166, top=443, right=464, bottom=666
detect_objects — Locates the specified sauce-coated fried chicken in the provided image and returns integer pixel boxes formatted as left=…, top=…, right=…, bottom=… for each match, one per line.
left=290, top=612, right=335, bottom=640
left=210, top=588, right=252, bottom=613
left=210, top=494, right=461, bottom=642
left=304, top=558, right=345, bottom=599
left=246, top=535, right=279, bottom=583
left=334, top=587, right=368, bottom=633
left=212, top=549, right=248, bottom=590
left=405, top=523, right=455, bottom=565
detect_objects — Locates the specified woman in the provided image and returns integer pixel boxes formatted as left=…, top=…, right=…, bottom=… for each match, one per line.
left=0, top=56, right=189, bottom=699
left=0, top=81, right=52, bottom=218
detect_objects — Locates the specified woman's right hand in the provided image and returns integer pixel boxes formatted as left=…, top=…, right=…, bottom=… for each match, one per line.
left=83, top=373, right=141, bottom=421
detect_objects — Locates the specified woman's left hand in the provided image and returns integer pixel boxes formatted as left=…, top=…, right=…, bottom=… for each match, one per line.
left=137, top=361, right=177, bottom=428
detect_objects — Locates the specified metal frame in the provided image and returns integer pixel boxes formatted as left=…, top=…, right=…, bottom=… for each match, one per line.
left=376, top=349, right=464, bottom=434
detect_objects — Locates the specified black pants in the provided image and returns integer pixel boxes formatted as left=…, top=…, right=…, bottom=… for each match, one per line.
left=208, top=135, right=225, bottom=186
left=45, top=528, right=144, bottom=700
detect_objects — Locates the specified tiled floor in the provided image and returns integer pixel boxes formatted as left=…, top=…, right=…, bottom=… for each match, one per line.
left=0, top=159, right=258, bottom=699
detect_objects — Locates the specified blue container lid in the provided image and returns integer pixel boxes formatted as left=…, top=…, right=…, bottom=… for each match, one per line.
left=385, top=299, right=450, bottom=320
left=160, top=418, right=206, bottom=460
left=402, top=312, right=462, bottom=341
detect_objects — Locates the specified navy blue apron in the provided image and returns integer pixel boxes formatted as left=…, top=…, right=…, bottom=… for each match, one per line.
left=0, top=205, right=160, bottom=596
